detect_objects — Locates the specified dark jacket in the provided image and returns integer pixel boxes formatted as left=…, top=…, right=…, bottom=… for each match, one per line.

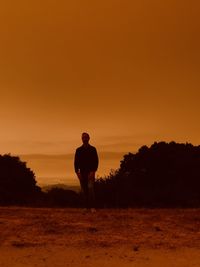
left=74, top=144, right=99, bottom=173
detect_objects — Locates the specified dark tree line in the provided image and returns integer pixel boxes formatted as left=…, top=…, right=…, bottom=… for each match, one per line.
left=1, top=142, right=200, bottom=207
left=0, top=154, right=81, bottom=207
left=95, top=141, right=200, bottom=207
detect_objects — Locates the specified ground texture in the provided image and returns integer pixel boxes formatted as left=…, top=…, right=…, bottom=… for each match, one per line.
left=0, top=207, right=199, bottom=267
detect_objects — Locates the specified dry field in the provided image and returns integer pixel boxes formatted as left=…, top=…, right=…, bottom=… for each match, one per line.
left=0, top=207, right=200, bottom=267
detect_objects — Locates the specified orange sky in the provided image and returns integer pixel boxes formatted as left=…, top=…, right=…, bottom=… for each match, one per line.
left=0, top=0, right=200, bottom=185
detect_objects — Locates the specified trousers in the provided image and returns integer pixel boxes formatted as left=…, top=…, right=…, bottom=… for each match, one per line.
left=79, top=172, right=95, bottom=208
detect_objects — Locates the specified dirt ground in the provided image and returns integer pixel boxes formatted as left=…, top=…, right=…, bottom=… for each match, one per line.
left=0, top=207, right=199, bottom=267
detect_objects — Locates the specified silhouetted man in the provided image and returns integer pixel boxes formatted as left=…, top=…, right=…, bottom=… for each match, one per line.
left=74, top=132, right=99, bottom=212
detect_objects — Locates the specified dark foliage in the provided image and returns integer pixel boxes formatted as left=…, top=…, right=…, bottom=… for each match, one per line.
left=2, top=142, right=200, bottom=208
left=45, top=187, right=80, bottom=207
left=0, top=154, right=41, bottom=205
left=95, top=142, right=200, bottom=207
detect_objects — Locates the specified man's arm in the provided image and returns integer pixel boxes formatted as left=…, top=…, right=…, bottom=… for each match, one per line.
left=88, top=147, right=99, bottom=180
left=74, top=149, right=82, bottom=179
left=93, top=147, right=99, bottom=171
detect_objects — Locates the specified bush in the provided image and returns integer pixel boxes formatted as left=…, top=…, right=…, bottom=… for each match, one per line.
left=45, top=188, right=80, bottom=207
left=0, top=154, right=41, bottom=205
left=95, top=142, right=200, bottom=207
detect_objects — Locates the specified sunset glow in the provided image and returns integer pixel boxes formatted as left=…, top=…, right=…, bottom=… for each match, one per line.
left=0, top=0, right=200, bottom=185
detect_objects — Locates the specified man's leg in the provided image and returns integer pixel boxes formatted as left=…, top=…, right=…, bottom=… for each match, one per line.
left=80, top=173, right=89, bottom=208
left=88, top=173, right=95, bottom=209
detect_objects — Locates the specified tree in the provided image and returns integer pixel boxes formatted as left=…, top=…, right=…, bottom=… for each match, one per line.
left=95, top=142, right=200, bottom=207
left=0, top=154, right=41, bottom=204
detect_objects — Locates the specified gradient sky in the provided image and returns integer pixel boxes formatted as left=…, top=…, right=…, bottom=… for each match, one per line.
left=0, top=0, right=200, bottom=185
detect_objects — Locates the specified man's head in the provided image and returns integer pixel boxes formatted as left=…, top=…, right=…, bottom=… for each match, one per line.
left=82, top=132, right=90, bottom=145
